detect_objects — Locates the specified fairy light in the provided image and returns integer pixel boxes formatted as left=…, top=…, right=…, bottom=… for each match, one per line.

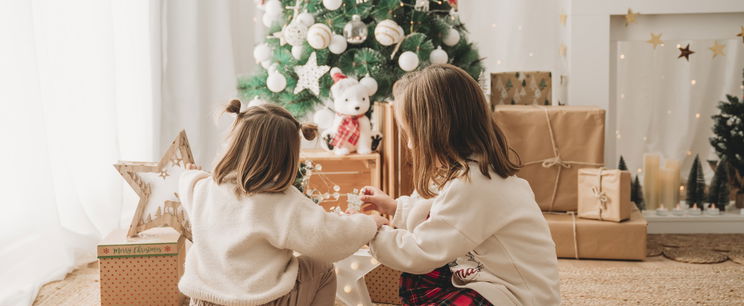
left=676, top=44, right=681, bottom=48
left=491, top=24, right=496, bottom=28
left=517, top=25, right=523, bottom=31
left=695, top=113, right=701, bottom=119
left=620, top=93, right=625, bottom=99
left=620, top=54, right=625, bottom=59
left=691, top=80, right=696, bottom=85
left=528, top=52, right=534, bottom=57
left=344, top=285, right=352, bottom=293
left=667, top=110, right=672, bottom=115
left=637, top=168, right=642, bottom=174
left=350, top=262, right=359, bottom=270
left=643, top=136, right=647, bottom=142
left=496, top=59, right=502, bottom=65
left=687, top=151, right=692, bottom=156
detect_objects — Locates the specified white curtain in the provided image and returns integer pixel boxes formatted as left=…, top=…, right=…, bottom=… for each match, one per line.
left=0, top=0, right=257, bottom=304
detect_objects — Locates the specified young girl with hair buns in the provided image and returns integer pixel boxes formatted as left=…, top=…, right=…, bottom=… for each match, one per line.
left=178, top=101, right=388, bottom=306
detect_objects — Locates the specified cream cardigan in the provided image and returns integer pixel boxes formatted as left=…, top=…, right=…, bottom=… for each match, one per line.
left=369, top=167, right=561, bottom=305
left=177, top=170, right=377, bottom=306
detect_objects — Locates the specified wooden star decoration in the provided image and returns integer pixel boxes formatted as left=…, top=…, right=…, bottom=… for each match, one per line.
left=678, top=44, right=695, bottom=61
left=709, top=41, right=725, bottom=58
left=737, top=26, right=744, bottom=43
left=294, top=52, right=330, bottom=95
left=559, top=13, right=567, bottom=26
left=646, top=33, right=663, bottom=49
left=114, top=130, right=195, bottom=240
left=624, top=9, right=638, bottom=26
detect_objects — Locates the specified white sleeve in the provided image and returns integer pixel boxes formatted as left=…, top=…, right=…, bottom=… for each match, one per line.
left=178, top=170, right=210, bottom=213
left=391, top=196, right=413, bottom=228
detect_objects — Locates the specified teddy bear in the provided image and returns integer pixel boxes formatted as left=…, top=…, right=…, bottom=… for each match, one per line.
left=317, top=68, right=381, bottom=155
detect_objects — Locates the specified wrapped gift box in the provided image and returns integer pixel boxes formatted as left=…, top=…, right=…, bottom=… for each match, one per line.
left=578, top=168, right=632, bottom=222
left=544, top=209, right=647, bottom=260
left=365, top=265, right=402, bottom=304
left=493, top=105, right=605, bottom=211
left=98, top=228, right=186, bottom=306
left=300, top=150, right=382, bottom=211
left=491, top=71, right=552, bottom=106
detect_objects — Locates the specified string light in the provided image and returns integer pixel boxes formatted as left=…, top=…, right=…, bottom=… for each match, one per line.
left=620, top=93, right=625, bottom=99
left=676, top=44, right=681, bottom=48
left=643, top=136, right=647, bottom=142
left=637, top=168, right=642, bottom=173
left=344, top=285, right=352, bottom=293
left=496, top=59, right=502, bottom=65
left=695, top=113, right=701, bottom=119
left=528, top=52, right=534, bottom=57
left=491, top=24, right=496, bottom=28
left=691, top=80, right=696, bottom=85
left=620, top=54, right=625, bottom=59
left=517, top=25, right=523, bottom=31
left=350, top=262, right=359, bottom=270
left=687, top=151, right=692, bottom=156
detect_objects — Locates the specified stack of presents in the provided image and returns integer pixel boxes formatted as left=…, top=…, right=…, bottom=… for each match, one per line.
left=98, top=71, right=646, bottom=305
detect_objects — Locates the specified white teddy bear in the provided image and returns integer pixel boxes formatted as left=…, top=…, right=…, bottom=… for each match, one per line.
left=317, top=68, right=380, bottom=155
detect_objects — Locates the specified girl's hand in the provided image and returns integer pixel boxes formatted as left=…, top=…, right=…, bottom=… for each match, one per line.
left=360, top=186, right=397, bottom=216
left=185, top=163, right=202, bottom=170
left=372, top=214, right=389, bottom=229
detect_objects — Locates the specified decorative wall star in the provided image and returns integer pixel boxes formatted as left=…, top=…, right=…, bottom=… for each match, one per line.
left=678, top=44, right=694, bottom=61
left=624, top=9, right=638, bottom=26
left=114, top=130, right=195, bottom=240
left=646, top=33, right=663, bottom=49
left=293, top=52, right=330, bottom=95
left=709, top=41, right=725, bottom=58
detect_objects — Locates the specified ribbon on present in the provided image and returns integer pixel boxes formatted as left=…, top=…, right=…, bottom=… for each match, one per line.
left=590, top=168, right=610, bottom=221
left=545, top=211, right=580, bottom=259
left=523, top=106, right=603, bottom=211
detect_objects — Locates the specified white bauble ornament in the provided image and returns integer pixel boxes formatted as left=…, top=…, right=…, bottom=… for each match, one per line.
left=398, top=51, right=419, bottom=72
left=313, top=108, right=335, bottom=130
left=283, top=21, right=308, bottom=47
left=264, top=0, right=282, bottom=15
left=442, top=28, right=461, bottom=46
left=328, top=34, right=347, bottom=54
left=266, top=67, right=287, bottom=93
left=322, top=0, right=342, bottom=10
left=375, top=19, right=404, bottom=46
left=261, top=60, right=272, bottom=69
left=253, top=43, right=272, bottom=63
left=343, top=15, right=368, bottom=44
left=429, top=46, right=448, bottom=64
left=291, top=45, right=305, bottom=60
left=297, top=12, right=315, bottom=27
left=262, top=12, right=282, bottom=27
left=307, top=23, right=332, bottom=49
left=360, top=75, right=378, bottom=96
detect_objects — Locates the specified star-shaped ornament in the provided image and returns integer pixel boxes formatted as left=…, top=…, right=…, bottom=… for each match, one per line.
left=709, top=41, right=725, bottom=58
left=272, top=28, right=287, bottom=45
left=646, top=33, right=663, bottom=49
left=678, top=44, right=695, bottom=61
left=114, top=130, right=195, bottom=240
left=293, top=52, right=330, bottom=95
left=625, top=9, right=638, bottom=26
left=737, top=26, right=744, bottom=43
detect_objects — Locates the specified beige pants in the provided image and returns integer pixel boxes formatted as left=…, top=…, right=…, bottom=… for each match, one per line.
left=189, top=256, right=337, bottom=306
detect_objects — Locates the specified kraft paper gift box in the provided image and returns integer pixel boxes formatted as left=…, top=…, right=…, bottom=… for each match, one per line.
left=493, top=105, right=605, bottom=211
left=543, top=209, right=647, bottom=260
left=98, top=228, right=186, bottom=306
left=491, top=71, right=552, bottom=106
left=577, top=168, right=632, bottom=222
left=365, top=265, right=402, bottom=304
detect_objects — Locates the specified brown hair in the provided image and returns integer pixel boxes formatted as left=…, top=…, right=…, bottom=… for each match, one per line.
left=393, top=64, right=520, bottom=198
left=213, top=100, right=318, bottom=196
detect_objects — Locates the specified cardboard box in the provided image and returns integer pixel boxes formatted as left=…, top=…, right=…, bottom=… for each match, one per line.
left=365, top=265, right=402, bottom=304
left=544, top=209, right=647, bottom=260
left=493, top=105, right=605, bottom=211
left=98, top=228, right=185, bottom=306
left=491, top=71, right=552, bottom=106
left=578, top=168, right=632, bottom=222
left=378, top=102, right=414, bottom=199
left=300, top=150, right=381, bottom=211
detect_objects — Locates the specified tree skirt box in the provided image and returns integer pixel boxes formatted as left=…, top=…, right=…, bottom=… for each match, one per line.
left=493, top=105, right=605, bottom=211
left=98, top=227, right=186, bottom=306
left=365, top=265, right=402, bottom=304
left=544, top=209, right=647, bottom=260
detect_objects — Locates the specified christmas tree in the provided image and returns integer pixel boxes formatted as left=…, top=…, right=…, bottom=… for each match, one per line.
left=618, top=155, right=628, bottom=171
left=240, top=0, right=483, bottom=117
left=686, top=155, right=706, bottom=208
left=631, top=175, right=644, bottom=210
left=708, top=159, right=730, bottom=210
left=710, top=68, right=744, bottom=202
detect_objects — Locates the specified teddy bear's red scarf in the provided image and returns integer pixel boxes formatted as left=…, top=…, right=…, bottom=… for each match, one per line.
left=331, top=114, right=364, bottom=147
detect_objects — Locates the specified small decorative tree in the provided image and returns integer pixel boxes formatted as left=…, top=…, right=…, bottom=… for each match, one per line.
left=618, top=155, right=628, bottom=171
left=686, top=155, right=706, bottom=209
left=631, top=175, right=644, bottom=210
left=708, top=158, right=730, bottom=210
left=710, top=68, right=744, bottom=208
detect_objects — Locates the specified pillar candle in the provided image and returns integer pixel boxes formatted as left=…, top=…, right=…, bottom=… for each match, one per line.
left=643, top=153, right=660, bottom=210
left=665, top=159, right=681, bottom=207
left=659, top=167, right=674, bottom=209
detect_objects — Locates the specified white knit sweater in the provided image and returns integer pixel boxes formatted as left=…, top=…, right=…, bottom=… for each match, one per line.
left=177, top=170, right=378, bottom=306
left=370, top=166, right=561, bottom=305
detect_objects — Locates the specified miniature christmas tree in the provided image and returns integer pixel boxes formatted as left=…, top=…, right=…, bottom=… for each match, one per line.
left=686, top=155, right=706, bottom=208
left=708, top=159, right=730, bottom=210
left=240, top=0, right=483, bottom=117
left=710, top=68, right=744, bottom=206
left=618, top=155, right=628, bottom=171
left=631, top=175, right=645, bottom=210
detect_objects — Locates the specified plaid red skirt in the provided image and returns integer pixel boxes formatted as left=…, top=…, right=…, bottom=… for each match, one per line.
left=399, top=265, right=493, bottom=306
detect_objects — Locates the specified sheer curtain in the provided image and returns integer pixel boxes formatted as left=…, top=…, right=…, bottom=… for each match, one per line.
left=0, top=0, right=257, bottom=305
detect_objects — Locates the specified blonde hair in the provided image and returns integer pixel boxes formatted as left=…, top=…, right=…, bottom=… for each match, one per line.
left=213, top=100, right=318, bottom=196
left=393, top=64, right=520, bottom=198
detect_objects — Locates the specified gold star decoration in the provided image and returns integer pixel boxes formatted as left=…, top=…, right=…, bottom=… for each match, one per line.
left=709, top=41, right=725, bottom=58
left=114, top=130, right=195, bottom=240
left=559, top=13, right=567, bottom=26
left=646, top=33, right=663, bottom=49
left=625, top=9, right=638, bottom=26
left=678, top=44, right=695, bottom=61
left=737, top=26, right=744, bottom=43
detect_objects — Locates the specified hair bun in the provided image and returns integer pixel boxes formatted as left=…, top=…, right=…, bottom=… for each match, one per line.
left=300, top=123, right=319, bottom=141
left=226, top=99, right=242, bottom=114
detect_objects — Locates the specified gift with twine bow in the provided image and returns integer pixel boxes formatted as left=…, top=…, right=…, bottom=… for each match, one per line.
left=577, top=168, right=632, bottom=222
left=543, top=209, right=647, bottom=260
left=493, top=105, right=605, bottom=211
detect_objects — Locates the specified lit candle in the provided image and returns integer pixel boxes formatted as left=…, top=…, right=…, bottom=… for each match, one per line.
left=655, top=206, right=669, bottom=216
left=643, top=154, right=661, bottom=210
left=672, top=203, right=685, bottom=216
left=665, top=159, right=681, bottom=207
left=688, top=203, right=702, bottom=216
left=705, top=204, right=720, bottom=216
